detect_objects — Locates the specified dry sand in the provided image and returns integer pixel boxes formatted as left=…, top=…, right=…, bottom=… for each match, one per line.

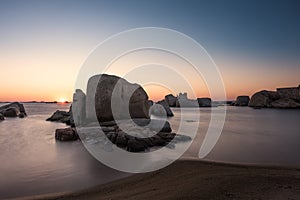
left=14, top=160, right=300, bottom=200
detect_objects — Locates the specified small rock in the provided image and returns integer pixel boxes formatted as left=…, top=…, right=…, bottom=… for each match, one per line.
left=55, top=128, right=78, bottom=141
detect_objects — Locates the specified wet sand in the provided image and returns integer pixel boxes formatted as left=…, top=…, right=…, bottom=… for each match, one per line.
left=13, top=159, right=300, bottom=200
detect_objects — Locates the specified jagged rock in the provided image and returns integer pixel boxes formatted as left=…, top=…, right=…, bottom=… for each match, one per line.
left=235, top=96, right=250, bottom=106
left=55, top=128, right=78, bottom=141
left=165, top=94, right=177, bottom=107
left=197, top=98, right=212, bottom=107
left=0, top=102, right=27, bottom=118
left=176, top=93, right=199, bottom=107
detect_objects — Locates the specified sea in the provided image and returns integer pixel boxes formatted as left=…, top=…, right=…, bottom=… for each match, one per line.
left=0, top=103, right=299, bottom=199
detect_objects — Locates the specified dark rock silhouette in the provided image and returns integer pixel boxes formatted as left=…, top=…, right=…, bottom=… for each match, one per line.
left=165, top=94, right=177, bottom=107
left=235, top=96, right=250, bottom=106
left=0, top=102, right=27, bottom=118
left=55, top=128, right=79, bottom=141
left=197, top=98, right=212, bottom=107
left=91, top=74, right=150, bottom=122
left=249, top=85, right=300, bottom=108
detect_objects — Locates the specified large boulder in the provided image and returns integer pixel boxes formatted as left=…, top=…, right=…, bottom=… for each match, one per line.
left=0, top=102, right=27, bottom=118
left=165, top=94, right=177, bottom=107
left=197, top=98, right=212, bottom=107
left=151, top=100, right=174, bottom=117
left=235, top=96, right=250, bottom=106
left=93, top=74, right=150, bottom=122
left=249, top=90, right=281, bottom=108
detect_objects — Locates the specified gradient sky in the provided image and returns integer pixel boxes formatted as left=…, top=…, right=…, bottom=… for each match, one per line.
left=0, top=0, right=299, bottom=101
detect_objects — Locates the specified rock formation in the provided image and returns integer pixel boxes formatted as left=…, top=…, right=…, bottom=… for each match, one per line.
left=165, top=94, right=177, bottom=107
left=94, top=74, right=150, bottom=122
left=55, top=127, right=79, bottom=141
left=0, top=102, right=27, bottom=119
left=235, top=96, right=250, bottom=106
left=197, top=98, right=212, bottom=107
left=150, top=100, right=174, bottom=117
left=249, top=85, right=300, bottom=108
left=176, top=93, right=199, bottom=107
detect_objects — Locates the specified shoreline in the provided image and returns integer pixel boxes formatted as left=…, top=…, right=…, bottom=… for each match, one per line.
left=10, top=159, right=300, bottom=200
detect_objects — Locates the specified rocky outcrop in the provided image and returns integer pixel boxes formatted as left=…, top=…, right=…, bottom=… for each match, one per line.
left=165, top=94, right=177, bottom=107
left=79, top=119, right=190, bottom=152
left=249, top=87, right=300, bottom=108
left=0, top=102, right=27, bottom=118
left=55, top=128, right=79, bottom=141
left=150, top=100, right=174, bottom=117
left=235, top=96, right=250, bottom=106
left=197, top=98, right=212, bottom=107
left=249, top=90, right=280, bottom=108
left=94, top=74, right=150, bottom=122
left=270, top=98, right=300, bottom=108
left=277, top=86, right=300, bottom=101
left=176, top=93, right=199, bottom=107
left=0, top=113, right=4, bottom=121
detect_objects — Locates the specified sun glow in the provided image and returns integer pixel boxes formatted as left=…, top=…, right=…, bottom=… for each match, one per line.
left=57, top=98, right=68, bottom=103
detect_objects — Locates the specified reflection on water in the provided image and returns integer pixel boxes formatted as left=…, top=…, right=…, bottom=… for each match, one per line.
left=0, top=103, right=299, bottom=199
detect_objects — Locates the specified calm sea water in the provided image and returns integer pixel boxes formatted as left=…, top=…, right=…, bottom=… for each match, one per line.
left=0, top=103, right=299, bottom=199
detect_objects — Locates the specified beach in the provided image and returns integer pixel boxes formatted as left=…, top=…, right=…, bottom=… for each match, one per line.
left=14, top=159, right=300, bottom=200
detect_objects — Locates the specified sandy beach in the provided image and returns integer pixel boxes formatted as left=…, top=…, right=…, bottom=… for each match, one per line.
left=13, top=159, right=300, bottom=200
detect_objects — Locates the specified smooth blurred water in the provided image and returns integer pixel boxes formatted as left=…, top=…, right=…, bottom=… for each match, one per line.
left=0, top=103, right=128, bottom=199
left=173, top=107, right=300, bottom=167
left=0, top=104, right=299, bottom=199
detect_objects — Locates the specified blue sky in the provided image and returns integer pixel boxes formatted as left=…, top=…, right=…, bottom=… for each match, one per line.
left=0, top=0, right=299, bottom=101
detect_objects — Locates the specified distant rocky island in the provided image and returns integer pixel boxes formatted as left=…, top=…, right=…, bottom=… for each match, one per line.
left=232, top=85, right=300, bottom=108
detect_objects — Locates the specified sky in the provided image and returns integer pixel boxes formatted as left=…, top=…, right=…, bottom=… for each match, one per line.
left=0, top=0, right=299, bottom=101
